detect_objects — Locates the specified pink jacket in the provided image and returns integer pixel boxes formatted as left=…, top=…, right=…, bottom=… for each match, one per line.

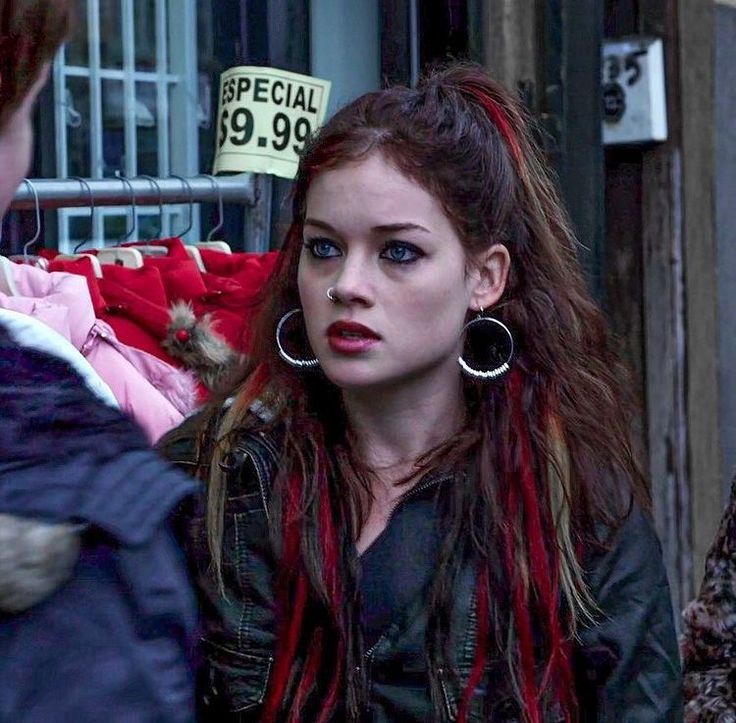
left=0, top=264, right=198, bottom=442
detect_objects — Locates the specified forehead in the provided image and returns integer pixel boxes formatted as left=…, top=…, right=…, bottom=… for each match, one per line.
left=304, top=152, right=455, bottom=234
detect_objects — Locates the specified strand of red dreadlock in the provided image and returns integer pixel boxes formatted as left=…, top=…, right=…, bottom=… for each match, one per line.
left=288, top=627, right=324, bottom=723
left=459, top=83, right=522, bottom=165
left=504, top=457, right=541, bottom=723
left=509, top=370, right=575, bottom=721
left=263, top=444, right=347, bottom=723
left=313, top=446, right=345, bottom=723
left=261, top=469, right=308, bottom=723
left=456, top=565, right=490, bottom=723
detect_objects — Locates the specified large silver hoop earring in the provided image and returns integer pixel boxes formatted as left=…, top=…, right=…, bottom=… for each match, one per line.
left=276, top=309, right=319, bottom=369
left=458, top=315, right=514, bottom=380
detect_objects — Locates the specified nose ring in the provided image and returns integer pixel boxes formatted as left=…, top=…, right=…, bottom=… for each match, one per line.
left=327, top=287, right=339, bottom=303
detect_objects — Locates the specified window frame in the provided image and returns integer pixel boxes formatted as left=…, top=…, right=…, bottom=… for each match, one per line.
left=53, top=0, right=200, bottom=251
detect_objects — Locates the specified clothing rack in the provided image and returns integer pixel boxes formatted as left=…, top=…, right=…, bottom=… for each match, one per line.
left=9, top=174, right=255, bottom=211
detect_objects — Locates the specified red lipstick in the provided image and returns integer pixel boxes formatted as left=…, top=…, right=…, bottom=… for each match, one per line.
left=326, top=320, right=381, bottom=355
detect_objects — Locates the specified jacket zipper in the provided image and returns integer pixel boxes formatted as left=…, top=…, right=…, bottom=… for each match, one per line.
left=361, top=471, right=454, bottom=665
left=384, top=472, right=452, bottom=528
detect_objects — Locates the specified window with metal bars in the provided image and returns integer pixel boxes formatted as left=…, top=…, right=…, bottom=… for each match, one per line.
left=53, top=0, right=200, bottom=251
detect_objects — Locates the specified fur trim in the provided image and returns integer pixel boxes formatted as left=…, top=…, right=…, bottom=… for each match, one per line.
left=682, top=473, right=736, bottom=721
left=0, top=515, right=80, bottom=613
left=162, top=302, right=238, bottom=392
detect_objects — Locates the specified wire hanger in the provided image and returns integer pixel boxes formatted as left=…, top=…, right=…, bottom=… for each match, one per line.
left=57, top=178, right=103, bottom=276
left=71, top=176, right=95, bottom=252
left=136, top=173, right=164, bottom=241
left=198, top=173, right=224, bottom=242
left=137, top=174, right=163, bottom=240
left=97, top=172, right=143, bottom=268
left=21, top=179, right=41, bottom=263
left=116, top=171, right=137, bottom=244
left=170, top=174, right=194, bottom=238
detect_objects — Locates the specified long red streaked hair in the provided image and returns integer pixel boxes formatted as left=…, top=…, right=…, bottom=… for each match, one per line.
left=191, top=63, right=647, bottom=722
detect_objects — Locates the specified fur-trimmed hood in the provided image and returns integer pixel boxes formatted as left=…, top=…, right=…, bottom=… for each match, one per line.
left=0, top=317, right=196, bottom=613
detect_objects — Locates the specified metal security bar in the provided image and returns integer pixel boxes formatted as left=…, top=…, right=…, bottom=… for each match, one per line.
left=8, top=174, right=255, bottom=211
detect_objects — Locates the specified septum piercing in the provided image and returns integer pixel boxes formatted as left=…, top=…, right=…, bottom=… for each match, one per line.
left=327, top=287, right=339, bottom=302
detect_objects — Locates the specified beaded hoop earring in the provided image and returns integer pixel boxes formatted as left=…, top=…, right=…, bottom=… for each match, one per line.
left=275, top=309, right=319, bottom=369
left=458, top=315, right=514, bottom=380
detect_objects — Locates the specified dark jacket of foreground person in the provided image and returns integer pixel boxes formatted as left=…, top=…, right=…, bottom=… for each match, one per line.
left=0, top=316, right=199, bottom=723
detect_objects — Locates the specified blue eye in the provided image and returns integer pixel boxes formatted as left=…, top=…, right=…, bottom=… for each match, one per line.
left=304, top=238, right=341, bottom=259
left=380, top=241, right=423, bottom=264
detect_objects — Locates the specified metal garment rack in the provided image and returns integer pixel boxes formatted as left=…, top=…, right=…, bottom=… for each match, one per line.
left=8, top=174, right=255, bottom=210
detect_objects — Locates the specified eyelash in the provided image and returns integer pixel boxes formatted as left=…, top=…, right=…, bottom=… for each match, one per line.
left=303, top=238, right=424, bottom=265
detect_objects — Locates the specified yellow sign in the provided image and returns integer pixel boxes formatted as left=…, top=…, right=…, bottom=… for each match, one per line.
left=213, top=66, right=331, bottom=180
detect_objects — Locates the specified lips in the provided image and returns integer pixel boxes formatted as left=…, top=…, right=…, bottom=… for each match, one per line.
left=326, top=320, right=381, bottom=355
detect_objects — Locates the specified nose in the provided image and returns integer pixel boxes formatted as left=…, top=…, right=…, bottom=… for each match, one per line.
left=331, top=252, right=373, bottom=306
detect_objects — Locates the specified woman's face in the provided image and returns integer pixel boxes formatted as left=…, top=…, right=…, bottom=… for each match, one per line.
left=0, top=64, right=50, bottom=218
left=297, top=151, right=494, bottom=394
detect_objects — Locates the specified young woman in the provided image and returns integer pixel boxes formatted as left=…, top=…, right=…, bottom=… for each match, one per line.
left=162, top=64, right=682, bottom=722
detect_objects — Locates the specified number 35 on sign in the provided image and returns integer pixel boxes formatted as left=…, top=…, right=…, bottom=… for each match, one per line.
left=213, top=66, right=331, bottom=180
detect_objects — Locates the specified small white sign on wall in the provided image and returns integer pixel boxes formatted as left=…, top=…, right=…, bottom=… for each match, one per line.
left=602, top=37, right=668, bottom=146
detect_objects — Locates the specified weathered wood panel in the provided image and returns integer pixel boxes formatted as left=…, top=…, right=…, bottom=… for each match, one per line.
left=638, top=0, right=720, bottom=602
left=677, top=0, right=720, bottom=587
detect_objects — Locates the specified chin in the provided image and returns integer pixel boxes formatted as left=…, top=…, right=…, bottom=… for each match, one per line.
left=319, top=359, right=392, bottom=391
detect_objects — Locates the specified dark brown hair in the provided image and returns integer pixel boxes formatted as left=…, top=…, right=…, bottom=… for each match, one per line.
left=195, top=63, right=647, bottom=722
left=0, top=0, right=74, bottom=129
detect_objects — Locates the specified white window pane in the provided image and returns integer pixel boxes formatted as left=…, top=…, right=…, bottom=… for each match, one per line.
left=69, top=214, right=95, bottom=251
left=134, top=0, right=158, bottom=71
left=66, top=77, right=92, bottom=176
left=102, top=79, right=127, bottom=175
left=136, top=82, right=158, bottom=175
left=66, top=12, right=90, bottom=67
left=104, top=214, right=132, bottom=243
left=137, top=212, right=162, bottom=240
left=100, top=0, right=124, bottom=69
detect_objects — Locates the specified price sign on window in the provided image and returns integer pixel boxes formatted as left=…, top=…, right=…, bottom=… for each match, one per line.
left=213, top=66, right=331, bottom=180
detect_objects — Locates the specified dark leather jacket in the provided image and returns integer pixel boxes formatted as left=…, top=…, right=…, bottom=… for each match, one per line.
left=161, top=420, right=683, bottom=723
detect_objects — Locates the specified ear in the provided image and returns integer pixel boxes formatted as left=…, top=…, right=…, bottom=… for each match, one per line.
left=467, top=243, right=510, bottom=312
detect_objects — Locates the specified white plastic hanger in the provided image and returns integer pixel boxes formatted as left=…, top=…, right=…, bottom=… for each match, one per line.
left=55, top=253, right=104, bottom=278
left=131, top=244, right=168, bottom=257
left=193, top=240, right=231, bottom=255
left=97, top=247, right=144, bottom=269
left=185, top=244, right=206, bottom=272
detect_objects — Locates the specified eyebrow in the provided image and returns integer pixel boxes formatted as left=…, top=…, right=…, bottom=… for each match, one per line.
left=304, top=218, right=431, bottom=235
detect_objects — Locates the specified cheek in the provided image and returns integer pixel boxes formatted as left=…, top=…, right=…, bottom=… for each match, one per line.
left=296, top=260, right=323, bottom=337
left=297, top=258, right=316, bottom=310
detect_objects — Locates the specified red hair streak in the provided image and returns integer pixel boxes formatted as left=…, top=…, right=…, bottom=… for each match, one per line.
left=262, top=453, right=346, bottom=723
left=261, top=471, right=308, bottom=723
left=460, top=83, right=523, bottom=165
left=458, top=371, right=574, bottom=723
left=456, top=566, right=490, bottom=723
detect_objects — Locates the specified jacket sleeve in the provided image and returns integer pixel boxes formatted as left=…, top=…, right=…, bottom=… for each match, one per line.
left=681, top=476, right=736, bottom=721
left=578, top=501, right=683, bottom=722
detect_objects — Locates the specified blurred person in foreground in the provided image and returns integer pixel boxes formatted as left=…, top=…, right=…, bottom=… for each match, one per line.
left=160, top=64, right=682, bottom=722
left=0, top=2, right=198, bottom=721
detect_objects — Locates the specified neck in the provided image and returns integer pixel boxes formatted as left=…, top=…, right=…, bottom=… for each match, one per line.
left=342, top=371, right=466, bottom=497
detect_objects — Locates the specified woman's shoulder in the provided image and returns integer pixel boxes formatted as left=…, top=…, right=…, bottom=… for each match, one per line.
left=156, top=402, right=282, bottom=474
